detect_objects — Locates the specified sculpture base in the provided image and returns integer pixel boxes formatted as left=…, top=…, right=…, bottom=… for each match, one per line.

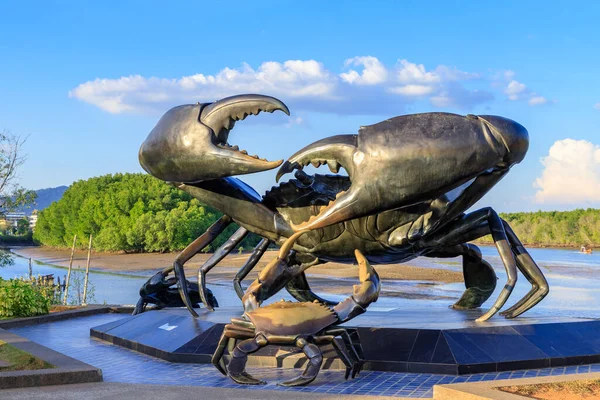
left=91, top=307, right=600, bottom=375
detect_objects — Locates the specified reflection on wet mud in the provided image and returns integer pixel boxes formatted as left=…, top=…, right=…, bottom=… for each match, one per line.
left=1, top=246, right=599, bottom=319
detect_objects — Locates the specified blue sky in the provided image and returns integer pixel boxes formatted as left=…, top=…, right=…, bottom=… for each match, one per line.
left=1, top=1, right=599, bottom=212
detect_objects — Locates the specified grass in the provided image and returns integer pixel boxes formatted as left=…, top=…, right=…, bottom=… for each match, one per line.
left=0, top=340, right=54, bottom=371
left=500, top=379, right=600, bottom=398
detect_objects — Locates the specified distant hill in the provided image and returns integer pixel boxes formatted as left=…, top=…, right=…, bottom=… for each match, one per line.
left=19, top=186, right=68, bottom=215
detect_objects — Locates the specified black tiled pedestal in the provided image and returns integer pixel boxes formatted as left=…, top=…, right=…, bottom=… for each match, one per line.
left=91, top=307, right=600, bottom=374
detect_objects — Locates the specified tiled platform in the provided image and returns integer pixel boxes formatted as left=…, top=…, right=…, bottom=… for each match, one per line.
left=91, top=307, right=600, bottom=374
left=9, top=313, right=600, bottom=398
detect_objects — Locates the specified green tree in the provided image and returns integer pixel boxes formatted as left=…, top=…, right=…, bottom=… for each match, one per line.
left=16, top=218, right=29, bottom=235
left=479, top=208, right=600, bottom=247
left=34, top=173, right=261, bottom=252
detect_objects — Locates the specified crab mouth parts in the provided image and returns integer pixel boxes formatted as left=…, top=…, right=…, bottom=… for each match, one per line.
left=271, top=136, right=359, bottom=228
left=262, top=174, right=350, bottom=227
left=267, top=161, right=351, bottom=219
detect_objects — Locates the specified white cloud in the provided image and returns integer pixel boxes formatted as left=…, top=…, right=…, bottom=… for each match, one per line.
left=505, top=80, right=527, bottom=100
left=534, top=139, right=600, bottom=204
left=396, top=59, right=440, bottom=84
left=386, top=61, right=480, bottom=101
left=529, top=96, right=548, bottom=106
left=69, top=57, right=495, bottom=115
left=285, top=116, right=305, bottom=127
left=434, top=65, right=480, bottom=82
left=594, top=103, right=600, bottom=110
left=430, top=85, right=492, bottom=109
left=503, top=70, right=516, bottom=80
left=495, top=70, right=550, bottom=106
left=340, top=56, right=387, bottom=85
left=388, top=84, right=434, bottom=96
left=69, top=60, right=337, bottom=114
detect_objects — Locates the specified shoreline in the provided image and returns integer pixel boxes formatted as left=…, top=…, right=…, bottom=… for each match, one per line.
left=9, top=246, right=464, bottom=284
left=472, top=241, right=596, bottom=250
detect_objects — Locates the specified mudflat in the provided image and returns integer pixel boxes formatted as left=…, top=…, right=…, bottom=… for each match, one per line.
left=11, top=246, right=462, bottom=284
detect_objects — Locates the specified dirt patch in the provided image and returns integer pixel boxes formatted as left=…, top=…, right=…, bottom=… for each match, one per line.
left=500, top=379, right=600, bottom=399
left=49, top=305, right=84, bottom=313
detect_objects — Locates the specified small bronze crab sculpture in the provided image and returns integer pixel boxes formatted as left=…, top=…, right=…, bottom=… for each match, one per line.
left=212, top=239, right=380, bottom=386
left=138, top=94, right=549, bottom=322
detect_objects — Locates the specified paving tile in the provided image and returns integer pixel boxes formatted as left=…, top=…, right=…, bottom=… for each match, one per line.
left=9, top=313, right=600, bottom=399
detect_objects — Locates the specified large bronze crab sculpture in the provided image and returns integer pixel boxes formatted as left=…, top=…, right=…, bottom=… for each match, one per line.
left=137, top=94, right=549, bottom=322
left=212, top=241, right=380, bottom=386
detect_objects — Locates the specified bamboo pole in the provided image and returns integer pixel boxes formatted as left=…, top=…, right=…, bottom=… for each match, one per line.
left=83, top=234, right=92, bottom=305
left=63, top=235, right=77, bottom=305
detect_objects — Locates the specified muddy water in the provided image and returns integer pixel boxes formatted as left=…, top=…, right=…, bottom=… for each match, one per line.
left=1, top=247, right=599, bottom=318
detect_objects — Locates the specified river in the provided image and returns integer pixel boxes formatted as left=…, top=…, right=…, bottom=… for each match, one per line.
left=0, top=247, right=599, bottom=319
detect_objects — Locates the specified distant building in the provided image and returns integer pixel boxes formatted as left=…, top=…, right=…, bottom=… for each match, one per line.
left=4, top=212, right=27, bottom=228
left=29, top=210, right=38, bottom=230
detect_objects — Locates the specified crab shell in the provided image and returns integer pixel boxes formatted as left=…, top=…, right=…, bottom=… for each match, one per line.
left=246, top=300, right=339, bottom=336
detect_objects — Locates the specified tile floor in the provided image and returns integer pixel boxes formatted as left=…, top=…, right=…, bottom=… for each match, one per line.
left=9, top=313, right=600, bottom=398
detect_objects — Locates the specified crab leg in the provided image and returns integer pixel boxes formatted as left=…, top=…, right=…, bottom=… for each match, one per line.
left=333, top=249, right=381, bottom=323
left=499, top=221, right=549, bottom=318
left=420, top=208, right=518, bottom=322
left=285, top=254, right=337, bottom=305
left=233, top=238, right=271, bottom=300
left=212, top=320, right=256, bottom=376
left=279, top=338, right=323, bottom=387
left=326, top=328, right=363, bottom=379
left=132, top=298, right=147, bottom=315
left=329, top=338, right=354, bottom=379
left=211, top=334, right=231, bottom=376
left=426, top=244, right=497, bottom=310
left=198, top=227, right=249, bottom=310
left=227, top=335, right=268, bottom=385
left=432, top=168, right=509, bottom=230
left=286, top=271, right=337, bottom=306
left=174, top=215, right=232, bottom=317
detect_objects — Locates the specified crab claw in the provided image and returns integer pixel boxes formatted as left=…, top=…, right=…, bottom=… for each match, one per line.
left=241, top=231, right=307, bottom=314
left=139, top=94, right=289, bottom=183
left=276, top=113, right=529, bottom=233
left=333, top=249, right=381, bottom=323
